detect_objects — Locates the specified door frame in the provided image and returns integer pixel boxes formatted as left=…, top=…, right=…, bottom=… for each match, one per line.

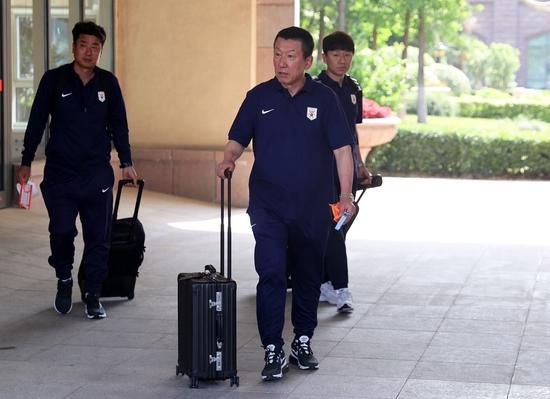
left=0, top=0, right=7, bottom=208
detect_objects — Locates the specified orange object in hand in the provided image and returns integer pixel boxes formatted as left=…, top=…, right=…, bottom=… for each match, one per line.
left=329, top=202, right=342, bottom=222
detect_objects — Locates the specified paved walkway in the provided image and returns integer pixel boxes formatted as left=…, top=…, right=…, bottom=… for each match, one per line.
left=1, top=177, right=549, bottom=399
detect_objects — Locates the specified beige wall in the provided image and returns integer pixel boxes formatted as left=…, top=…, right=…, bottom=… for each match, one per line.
left=114, top=0, right=296, bottom=205
left=115, top=0, right=257, bottom=148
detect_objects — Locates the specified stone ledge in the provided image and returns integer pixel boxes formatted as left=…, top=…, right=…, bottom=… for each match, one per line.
left=356, top=116, right=400, bottom=160
left=133, top=147, right=251, bottom=208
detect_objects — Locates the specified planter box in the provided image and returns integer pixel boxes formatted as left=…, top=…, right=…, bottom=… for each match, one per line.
left=356, top=116, right=400, bottom=161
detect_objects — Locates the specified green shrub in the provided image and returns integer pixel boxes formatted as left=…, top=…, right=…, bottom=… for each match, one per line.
left=484, top=43, right=520, bottom=91
left=457, top=98, right=550, bottom=122
left=366, top=116, right=550, bottom=179
left=428, top=63, right=471, bottom=95
left=405, top=91, right=458, bottom=116
left=475, top=87, right=511, bottom=99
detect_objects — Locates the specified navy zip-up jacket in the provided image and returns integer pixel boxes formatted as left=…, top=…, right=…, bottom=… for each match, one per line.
left=21, top=63, right=132, bottom=182
left=316, top=71, right=363, bottom=145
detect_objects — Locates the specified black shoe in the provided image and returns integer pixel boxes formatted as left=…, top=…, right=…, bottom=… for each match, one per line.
left=84, top=293, right=106, bottom=319
left=261, top=344, right=288, bottom=381
left=289, top=335, right=319, bottom=370
left=54, top=278, right=73, bottom=314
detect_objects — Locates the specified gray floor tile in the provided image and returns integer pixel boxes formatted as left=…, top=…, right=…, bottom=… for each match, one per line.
left=513, top=350, right=550, bottom=385
left=438, top=318, right=524, bottom=336
left=397, top=379, right=509, bottom=399
left=421, top=345, right=518, bottom=366
left=0, top=381, right=81, bottom=399
left=430, top=332, right=522, bottom=351
left=446, top=305, right=528, bottom=322
left=330, top=341, right=427, bottom=361
left=343, top=328, right=435, bottom=346
left=3, top=178, right=550, bottom=398
left=355, top=315, right=442, bottom=331
left=64, top=381, right=181, bottom=399
left=411, top=361, right=514, bottom=384
left=520, top=335, right=550, bottom=352
left=319, top=356, right=416, bottom=378
left=291, top=374, right=405, bottom=399
left=524, top=322, right=550, bottom=337
left=367, top=304, right=450, bottom=319
left=508, top=384, right=550, bottom=399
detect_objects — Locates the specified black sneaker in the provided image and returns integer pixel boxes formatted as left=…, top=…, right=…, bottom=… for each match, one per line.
left=289, top=335, right=319, bottom=370
left=261, top=344, right=288, bottom=381
left=84, top=293, right=106, bottom=319
left=54, top=278, right=73, bottom=314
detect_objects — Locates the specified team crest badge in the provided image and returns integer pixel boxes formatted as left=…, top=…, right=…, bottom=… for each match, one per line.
left=306, top=107, right=318, bottom=121
left=350, top=94, right=357, bottom=104
left=98, top=91, right=106, bottom=102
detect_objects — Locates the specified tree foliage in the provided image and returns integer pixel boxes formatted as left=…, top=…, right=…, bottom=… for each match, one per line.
left=300, top=0, right=472, bottom=122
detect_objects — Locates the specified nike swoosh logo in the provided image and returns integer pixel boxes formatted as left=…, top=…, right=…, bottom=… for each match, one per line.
left=261, top=109, right=274, bottom=115
left=61, top=92, right=72, bottom=98
left=101, top=187, right=110, bottom=193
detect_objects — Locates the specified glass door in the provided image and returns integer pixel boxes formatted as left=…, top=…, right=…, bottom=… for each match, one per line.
left=0, top=0, right=5, bottom=207
left=1, top=0, right=113, bottom=209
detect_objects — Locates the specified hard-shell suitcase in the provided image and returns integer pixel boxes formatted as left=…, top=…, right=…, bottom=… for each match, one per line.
left=78, top=179, right=146, bottom=300
left=176, top=171, right=239, bottom=389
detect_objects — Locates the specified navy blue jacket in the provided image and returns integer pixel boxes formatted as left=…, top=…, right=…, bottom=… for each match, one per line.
left=316, top=71, right=363, bottom=144
left=22, top=63, right=132, bottom=182
left=228, top=75, right=353, bottom=232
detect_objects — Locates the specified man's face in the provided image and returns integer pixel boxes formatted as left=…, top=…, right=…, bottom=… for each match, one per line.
left=323, top=49, right=353, bottom=78
left=72, top=34, right=102, bottom=70
left=273, top=38, right=312, bottom=90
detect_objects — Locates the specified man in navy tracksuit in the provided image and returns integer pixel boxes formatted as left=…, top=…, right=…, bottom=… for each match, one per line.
left=316, top=31, right=372, bottom=313
left=216, top=27, right=355, bottom=381
left=17, top=21, right=137, bottom=319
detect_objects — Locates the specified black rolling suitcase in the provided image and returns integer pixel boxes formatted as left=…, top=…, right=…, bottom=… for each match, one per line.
left=78, top=179, right=146, bottom=300
left=176, top=171, right=239, bottom=389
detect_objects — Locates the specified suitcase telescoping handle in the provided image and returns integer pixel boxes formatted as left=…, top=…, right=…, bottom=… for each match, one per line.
left=220, top=170, right=232, bottom=279
left=113, top=179, right=145, bottom=223
left=355, top=173, right=382, bottom=204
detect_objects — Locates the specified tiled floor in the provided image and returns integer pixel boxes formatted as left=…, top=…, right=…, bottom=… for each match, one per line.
left=1, top=177, right=549, bottom=399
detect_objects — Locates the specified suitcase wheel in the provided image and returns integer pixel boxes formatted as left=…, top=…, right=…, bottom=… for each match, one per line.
left=189, top=377, right=199, bottom=389
left=231, top=376, right=239, bottom=387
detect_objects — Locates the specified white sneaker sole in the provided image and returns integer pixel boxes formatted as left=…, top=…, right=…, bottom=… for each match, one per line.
left=53, top=302, right=73, bottom=315
left=289, top=352, right=319, bottom=370
left=262, top=357, right=288, bottom=381
left=84, top=306, right=106, bottom=319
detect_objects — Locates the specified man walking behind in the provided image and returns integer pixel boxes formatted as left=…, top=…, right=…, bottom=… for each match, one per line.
left=17, top=21, right=137, bottom=320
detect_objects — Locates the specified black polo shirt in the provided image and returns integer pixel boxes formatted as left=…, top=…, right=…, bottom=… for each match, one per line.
left=317, top=71, right=363, bottom=144
left=22, top=63, right=132, bottom=182
left=228, top=75, right=353, bottom=227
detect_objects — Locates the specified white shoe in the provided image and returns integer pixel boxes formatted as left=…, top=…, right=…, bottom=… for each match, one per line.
left=319, top=282, right=338, bottom=305
left=336, top=288, right=354, bottom=313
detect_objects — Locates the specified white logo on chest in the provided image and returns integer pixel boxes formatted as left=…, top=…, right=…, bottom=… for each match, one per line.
left=98, top=91, right=106, bottom=102
left=350, top=94, right=357, bottom=105
left=306, top=107, right=317, bottom=121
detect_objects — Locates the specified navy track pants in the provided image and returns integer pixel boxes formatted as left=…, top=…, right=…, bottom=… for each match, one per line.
left=250, top=208, right=329, bottom=350
left=41, top=165, right=114, bottom=295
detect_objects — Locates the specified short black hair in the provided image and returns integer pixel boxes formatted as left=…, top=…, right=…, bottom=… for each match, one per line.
left=72, top=21, right=106, bottom=45
left=274, top=26, right=314, bottom=59
left=322, top=31, right=355, bottom=54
